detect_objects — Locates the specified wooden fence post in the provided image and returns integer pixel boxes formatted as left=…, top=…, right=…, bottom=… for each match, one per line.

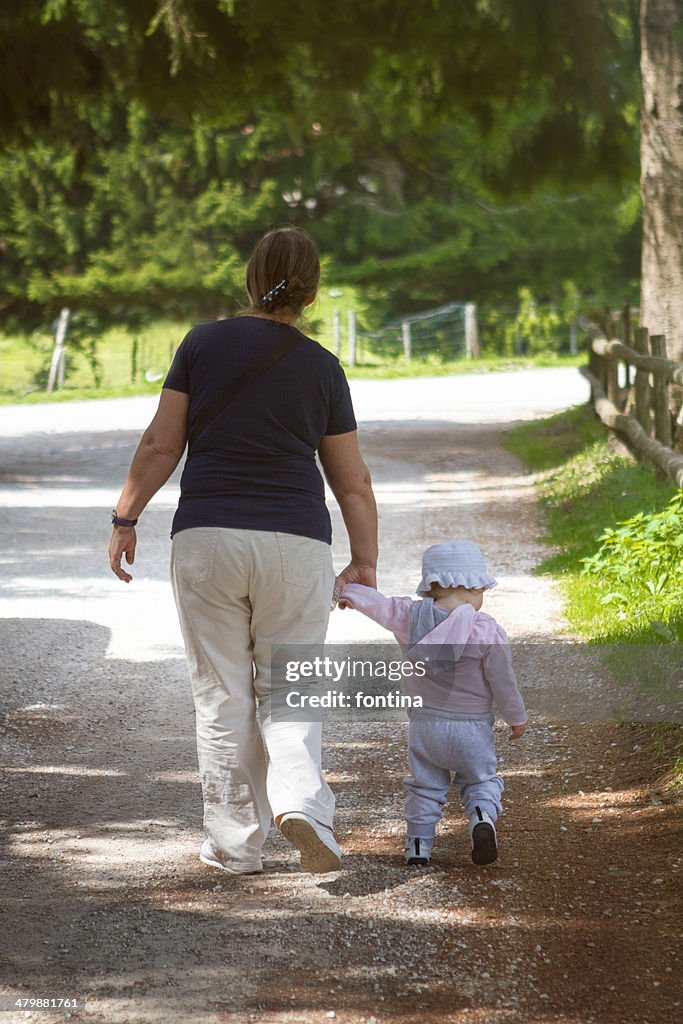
left=622, top=304, right=631, bottom=386
left=57, top=344, right=66, bottom=389
left=464, top=303, right=479, bottom=358
left=401, top=321, right=412, bottom=361
left=633, top=327, right=651, bottom=433
left=649, top=334, right=672, bottom=447
left=46, top=307, right=70, bottom=392
left=588, top=345, right=600, bottom=404
left=514, top=327, right=523, bottom=355
left=605, top=356, right=619, bottom=407
left=569, top=320, right=578, bottom=355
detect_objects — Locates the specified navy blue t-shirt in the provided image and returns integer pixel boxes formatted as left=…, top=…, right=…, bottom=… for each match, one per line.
left=163, top=316, right=357, bottom=543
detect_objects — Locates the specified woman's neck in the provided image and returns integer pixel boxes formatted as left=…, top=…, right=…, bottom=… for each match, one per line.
left=245, top=310, right=299, bottom=327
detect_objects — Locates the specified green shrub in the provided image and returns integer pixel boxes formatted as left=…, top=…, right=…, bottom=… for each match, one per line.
left=504, top=287, right=563, bottom=355
left=580, top=490, right=683, bottom=641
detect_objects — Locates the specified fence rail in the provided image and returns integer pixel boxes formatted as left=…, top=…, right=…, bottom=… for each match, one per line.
left=580, top=319, right=683, bottom=487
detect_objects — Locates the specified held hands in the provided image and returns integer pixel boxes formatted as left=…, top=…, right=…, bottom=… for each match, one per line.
left=109, top=526, right=137, bottom=583
left=334, top=561, right=376, bottom=609
left=509, top=723, right=527, bottom=741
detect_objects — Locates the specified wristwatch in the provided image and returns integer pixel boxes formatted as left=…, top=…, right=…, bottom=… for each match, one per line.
left=111, top=509, right=138, bottom=527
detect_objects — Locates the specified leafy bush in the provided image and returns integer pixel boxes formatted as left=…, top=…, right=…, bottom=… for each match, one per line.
left=504, top=287, right=563, bottom=355
left=581, top=490, right=683, bottom=641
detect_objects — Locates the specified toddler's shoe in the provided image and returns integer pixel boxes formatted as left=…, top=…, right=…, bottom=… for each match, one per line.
left=404, top=836, right=432, bottom=865
left=468, top=806, right=498, bottom=865
left=278, top=812, right=342, bottom=873
left=199, top=839, right=262, bottom=875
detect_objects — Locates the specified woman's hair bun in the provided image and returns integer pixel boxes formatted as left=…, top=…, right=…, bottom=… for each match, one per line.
left=245, top=227, right=320, bottom=317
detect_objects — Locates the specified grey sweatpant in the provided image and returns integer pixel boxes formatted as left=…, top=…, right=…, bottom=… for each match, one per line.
left=404, top=708, right=504, bottom=840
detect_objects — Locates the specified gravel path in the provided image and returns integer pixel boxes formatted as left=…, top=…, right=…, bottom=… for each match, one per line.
left=1, top=368, right=680, bottom=1024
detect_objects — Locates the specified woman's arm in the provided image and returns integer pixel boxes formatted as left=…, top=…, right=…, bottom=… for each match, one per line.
left=109, top=388, right=189, bottom=582
left=318, top=430, right=378, bottom=589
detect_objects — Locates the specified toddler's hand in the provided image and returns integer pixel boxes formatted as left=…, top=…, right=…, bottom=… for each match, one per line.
left=332, top=583, right=355, bottom=611
left=509, top=723, right=527, bottom=740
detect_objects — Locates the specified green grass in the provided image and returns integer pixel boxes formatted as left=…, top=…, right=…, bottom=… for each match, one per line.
left=1, top=281, right=584, bottom=402
left=344, top=353, right=582, bottom=380
left=0, top=319, right=190, bottom=403
left=0, top=306, right=583, bottom=404
left=0, top=380, right=171, bottom=405
left=505, top=404, right=681, bottom=643
left=507, top=407, right=682, bottom=771
left=504, top=403, right=607, bottom=471
left=0, top=331, right=50, bottom=396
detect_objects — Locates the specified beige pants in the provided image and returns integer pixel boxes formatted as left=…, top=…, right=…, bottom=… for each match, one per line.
left=171, top=527, right=336, bottom=872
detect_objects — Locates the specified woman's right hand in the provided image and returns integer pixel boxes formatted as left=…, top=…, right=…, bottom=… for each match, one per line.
left=109, top=526, right=137, bottom=583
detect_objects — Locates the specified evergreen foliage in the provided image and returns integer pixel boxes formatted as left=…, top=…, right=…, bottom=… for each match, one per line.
left=0, top=1, right=641, bottom=330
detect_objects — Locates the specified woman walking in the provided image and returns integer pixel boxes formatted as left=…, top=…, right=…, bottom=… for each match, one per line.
left=109, top=227, right=377, bottom=874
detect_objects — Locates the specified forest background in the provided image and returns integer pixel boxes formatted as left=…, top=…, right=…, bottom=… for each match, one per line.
left=0, top=0, right=647, bottom=395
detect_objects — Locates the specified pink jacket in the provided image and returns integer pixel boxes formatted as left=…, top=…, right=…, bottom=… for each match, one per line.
left=341, top=584, right=528, bottom=724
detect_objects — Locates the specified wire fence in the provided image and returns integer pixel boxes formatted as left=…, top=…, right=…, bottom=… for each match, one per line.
left=4, top=294, right=606, bottom=400
left=64, top=334, right=177, bottom=390
left=336, top=296, right=587, bottom=366
left=351, top=302, right=469, bottom=364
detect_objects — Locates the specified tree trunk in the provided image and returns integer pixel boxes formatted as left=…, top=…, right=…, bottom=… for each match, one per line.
left=640, top=0, right=683, bottom=364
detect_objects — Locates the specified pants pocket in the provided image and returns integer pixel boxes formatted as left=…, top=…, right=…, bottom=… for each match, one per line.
left=172, top=528, right=219, bottom=585
left=275, top=533, right=327, bottom=587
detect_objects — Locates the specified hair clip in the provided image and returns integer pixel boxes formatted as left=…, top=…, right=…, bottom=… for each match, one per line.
left=259, top=278, right=289, bottom=307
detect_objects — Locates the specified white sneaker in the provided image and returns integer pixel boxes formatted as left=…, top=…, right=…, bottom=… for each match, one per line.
left=278, top=812, right=342, bottom=873
left=468, top=806, right=498, bottom=865
left=199, top=839, right=262, bottom=875
left=404, top=836, right=433, bottom=865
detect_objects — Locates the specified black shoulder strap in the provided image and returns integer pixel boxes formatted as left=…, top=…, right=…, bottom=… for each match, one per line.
left=187, top=332, right=306, bottom=452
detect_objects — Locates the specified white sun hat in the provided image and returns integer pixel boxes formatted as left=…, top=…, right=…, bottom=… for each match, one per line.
left=416, top=540, right=497, bottom=595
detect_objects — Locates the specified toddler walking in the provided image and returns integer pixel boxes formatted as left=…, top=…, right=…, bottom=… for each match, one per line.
left=340, top=540, right=527, bottom=866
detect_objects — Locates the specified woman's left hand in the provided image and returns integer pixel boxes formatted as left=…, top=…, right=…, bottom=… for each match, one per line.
left=109, top=526, right=137, bottom=583
left=335, top=561, right=376, bottom=591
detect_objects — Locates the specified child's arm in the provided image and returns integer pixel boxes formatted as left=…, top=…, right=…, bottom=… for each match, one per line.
left=481, top=643, right=528, bottom=739
left=339, top=584, right=413, bottom=646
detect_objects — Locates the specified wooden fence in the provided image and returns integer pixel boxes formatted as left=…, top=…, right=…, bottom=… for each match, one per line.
left=580, top=319, right=683, bottom=488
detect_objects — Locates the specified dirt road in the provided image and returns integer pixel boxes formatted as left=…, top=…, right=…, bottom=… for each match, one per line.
left=1, top=369, right=680, bottom=1024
